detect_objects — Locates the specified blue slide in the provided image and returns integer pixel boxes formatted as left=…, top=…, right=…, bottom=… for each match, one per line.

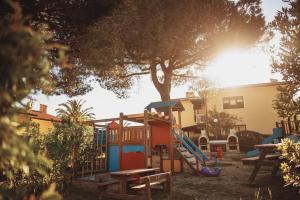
left=173, top=128, right=221, bottom=177
left=246, top=127, right=283, bottom=157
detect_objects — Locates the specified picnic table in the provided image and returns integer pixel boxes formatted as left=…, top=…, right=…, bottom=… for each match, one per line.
left=110, top=168, right=159, bottom=194
left=242, top=143, right=281, bottom=183
left=98, top=168, right=163, bottom=200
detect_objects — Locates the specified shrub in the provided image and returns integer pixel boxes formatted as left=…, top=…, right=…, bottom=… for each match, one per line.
left=278, top=138, right=300, bottom=190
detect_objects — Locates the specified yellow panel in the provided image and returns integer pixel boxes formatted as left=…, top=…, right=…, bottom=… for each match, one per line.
left=163, top=159, right=181, bottom=173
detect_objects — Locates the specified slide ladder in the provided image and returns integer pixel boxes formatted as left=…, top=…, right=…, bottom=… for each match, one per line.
left=172, top=128, right=209, bottom=174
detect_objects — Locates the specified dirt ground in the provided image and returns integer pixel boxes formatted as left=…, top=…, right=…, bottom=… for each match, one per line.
left=66, top=154, right=300, bottom=200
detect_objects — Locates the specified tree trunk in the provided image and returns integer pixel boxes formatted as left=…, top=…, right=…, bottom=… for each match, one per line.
left=150, top=63, right=172, bottom=102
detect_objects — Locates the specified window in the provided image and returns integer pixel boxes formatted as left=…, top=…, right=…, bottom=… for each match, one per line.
left=223, top=96, right=244, bottom=109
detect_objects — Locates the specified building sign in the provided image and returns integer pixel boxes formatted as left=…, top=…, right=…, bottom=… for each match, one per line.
left=223, top=96, right=244, bottom=109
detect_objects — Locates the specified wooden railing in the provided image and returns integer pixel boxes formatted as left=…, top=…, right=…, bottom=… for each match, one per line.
left=276, top=118, right=299, bottom=136
left=108, top=126, right=145, bottom=145
left=123, top=126, right=144, bottom=144
left=75, top=158, right=106, bottom=177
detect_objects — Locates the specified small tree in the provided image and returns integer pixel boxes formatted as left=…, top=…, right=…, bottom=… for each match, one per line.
left=206, top=108, right=241, bottom=139
left=55, top=100, right=95, bottom=171
left=44, top=119, right=95, bottom=184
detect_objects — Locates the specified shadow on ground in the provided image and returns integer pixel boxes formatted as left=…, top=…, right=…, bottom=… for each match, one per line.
left=65, top=159, right=300, bottom=200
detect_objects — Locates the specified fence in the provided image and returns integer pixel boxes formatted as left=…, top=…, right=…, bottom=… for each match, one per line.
left=276, top=117, right=299, bottom=136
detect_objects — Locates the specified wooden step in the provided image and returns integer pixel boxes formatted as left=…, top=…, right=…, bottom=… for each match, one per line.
left=183, top=154, right=194, bottom=159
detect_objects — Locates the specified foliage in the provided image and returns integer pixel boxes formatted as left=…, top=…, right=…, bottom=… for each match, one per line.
left=206, top=108, right=241, bottom=139
left=55, top=100, right=95, bottom=172
left=79, top=0, right=265, bottom=100
left=14, top=0, right=120, bottom=97
left=273, top=84, right=300, bottom=118
left=278, top=138, right=300, bottom=190
left=56, top=99, right=95, bottom=123
left=44, top=118, right=95, bottom=182
left=271, top=0, right=300, bottom=98
left=0, top=1, right=62, bottom=198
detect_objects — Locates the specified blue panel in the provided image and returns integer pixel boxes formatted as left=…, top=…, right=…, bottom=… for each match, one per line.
left=95, top=129, right=106, bottom=145
left=109, top=146, right=119, bottom=172
left=122, top=145, right=144, bottom=153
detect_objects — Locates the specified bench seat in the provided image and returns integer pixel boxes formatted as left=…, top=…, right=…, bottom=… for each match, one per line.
left=242, top=154, right=280, bottom=166
left=130, top=172, right=171, bottom=200
left=131, top=180, right=166, bottom=190
left=97, top=179, right=119, bottom=188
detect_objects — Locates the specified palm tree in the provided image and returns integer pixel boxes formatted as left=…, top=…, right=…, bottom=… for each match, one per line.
left=56, top=99, right=95, bottom=123
left=55, top=99, right=95, bottom=172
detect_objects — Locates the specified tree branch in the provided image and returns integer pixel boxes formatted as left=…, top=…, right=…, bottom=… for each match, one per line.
left=119, top=71, right=150, bottom=78
left=172, top=73, right=203, bottom=79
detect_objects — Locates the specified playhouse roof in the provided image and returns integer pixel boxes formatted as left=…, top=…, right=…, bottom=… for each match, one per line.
left=145, top=100, right=185, bottom=112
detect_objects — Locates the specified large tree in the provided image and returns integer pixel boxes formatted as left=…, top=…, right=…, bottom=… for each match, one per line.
left=79, top=0, right=265, bottom=101
left=5, top=0, right=120, bottom=97
left=272, top=0, right=300, bottom=94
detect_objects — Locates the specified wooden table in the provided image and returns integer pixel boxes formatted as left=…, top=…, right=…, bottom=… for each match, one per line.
left=247, top=143, right=281, bottom=183
left=110, top=168, right=159, bottom=194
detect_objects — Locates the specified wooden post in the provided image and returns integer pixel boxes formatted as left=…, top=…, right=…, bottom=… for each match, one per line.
left=119, top=113, right=124, bottom=170
left=178, top=110, right=182, bottom=128
left=294, top=114, right=299, bottom=132
left=178, top=110, right=183, bottom=172
left=196, top=155, right=200, bottom=176
left=105, top=126, right=109, bottom=171
left=281, top=120, right=286, bottom=138
left=288, top=116, right=292, bottom=134
left=169, top=107, right=174, bottom=173
left=144, top=109, right=148, bottom=168
left=180, top=157, right=184, bottom=173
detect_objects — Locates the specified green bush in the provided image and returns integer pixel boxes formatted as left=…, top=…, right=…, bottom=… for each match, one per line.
left=278, top=139, right=300, bottom=190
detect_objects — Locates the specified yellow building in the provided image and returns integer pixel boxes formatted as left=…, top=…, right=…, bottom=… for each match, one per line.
left=174, top=82, right=283, bottom=136
left=19, top=104, right=60, bottom=134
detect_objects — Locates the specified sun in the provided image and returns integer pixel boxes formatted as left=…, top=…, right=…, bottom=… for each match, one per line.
left=203, top=48, right=271, bottom=87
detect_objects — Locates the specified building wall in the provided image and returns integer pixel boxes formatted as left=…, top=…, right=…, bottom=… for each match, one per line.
left=206, top=83, right=281, bottom=134
left=175, top=100, right=195, bottom=128
left=176, top=83, right=282, bottom=135
left=31, top=118, right=55, bottom=134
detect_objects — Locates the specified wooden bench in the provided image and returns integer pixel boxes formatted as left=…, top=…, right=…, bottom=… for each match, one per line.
left=242, top=152, right=281, bottom=183
left=242, top=154, right=280, bottom=166
left=98, top=178, right=120, bottom=199
left=130, top=172, right=171, bottom=200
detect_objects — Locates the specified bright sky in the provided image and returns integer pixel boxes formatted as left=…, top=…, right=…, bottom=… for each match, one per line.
left=32, top=0, right=287, bottom=119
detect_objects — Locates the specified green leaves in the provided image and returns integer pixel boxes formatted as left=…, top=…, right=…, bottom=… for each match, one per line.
left=79, top=0, right=265, bottom=100
left=278, top=138, right=300, bottom=189
left=56, top=99, right=95, bottom=123
left=271, top=0, right=300, bottom=94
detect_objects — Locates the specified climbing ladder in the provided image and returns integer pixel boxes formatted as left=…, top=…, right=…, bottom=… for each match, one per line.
left=172, top=128, right=209, bottom=175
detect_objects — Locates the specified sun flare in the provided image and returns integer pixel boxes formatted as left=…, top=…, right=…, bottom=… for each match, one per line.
left=204, top=49, right=272, bottom=87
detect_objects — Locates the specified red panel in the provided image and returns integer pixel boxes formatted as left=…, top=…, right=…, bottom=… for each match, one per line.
left=121, top=152, right=145, bottom=170
left=151, top=122, right=171, bottom=150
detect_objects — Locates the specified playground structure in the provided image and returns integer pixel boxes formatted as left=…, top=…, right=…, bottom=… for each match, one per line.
left=85, top=100, right=220, bottom=177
